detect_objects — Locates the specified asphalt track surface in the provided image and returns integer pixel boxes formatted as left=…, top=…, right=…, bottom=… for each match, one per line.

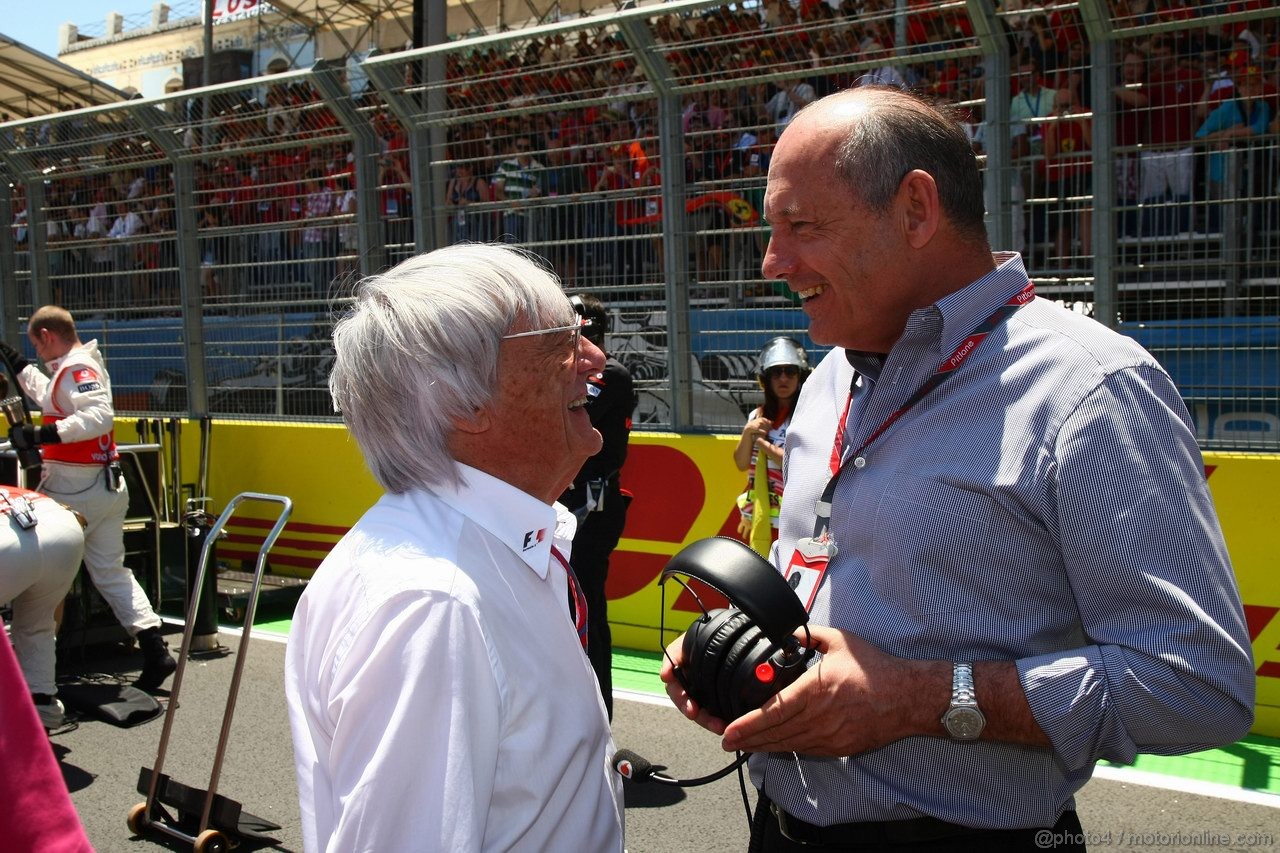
left=50, top=624, right=1279, bottom=853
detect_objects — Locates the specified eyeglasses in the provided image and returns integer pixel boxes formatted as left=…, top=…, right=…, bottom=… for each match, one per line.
left=502, top=317, right=594, bottom=351
left=767, top=365, right=800, bottom=379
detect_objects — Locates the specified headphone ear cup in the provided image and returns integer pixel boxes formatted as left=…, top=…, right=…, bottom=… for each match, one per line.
left=682, top=609, right=751, bottom=719
left=716, top=623, right=772, bottom=720
left=726, top=629, right=781, bottom=720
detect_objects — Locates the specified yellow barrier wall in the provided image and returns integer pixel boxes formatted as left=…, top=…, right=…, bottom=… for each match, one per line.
left=120, top=423, right=1278, bottom=737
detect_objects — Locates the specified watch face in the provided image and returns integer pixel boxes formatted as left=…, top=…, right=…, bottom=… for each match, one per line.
left=945, top=707, right=984, bottom=740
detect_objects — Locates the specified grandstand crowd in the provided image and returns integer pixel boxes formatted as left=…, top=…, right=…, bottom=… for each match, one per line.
left=5, top=0, right=1280, bottom=310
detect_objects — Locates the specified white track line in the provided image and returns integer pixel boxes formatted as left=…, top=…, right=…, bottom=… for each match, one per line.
left=1090, top=763, right=1280, bottom=808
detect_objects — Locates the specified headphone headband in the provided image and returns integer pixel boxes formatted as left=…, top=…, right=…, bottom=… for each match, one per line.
left=660, top=537, right=809, bottom=651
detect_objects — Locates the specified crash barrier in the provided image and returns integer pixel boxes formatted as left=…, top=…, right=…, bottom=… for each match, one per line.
left=110, top=418, right=1280, bottom=738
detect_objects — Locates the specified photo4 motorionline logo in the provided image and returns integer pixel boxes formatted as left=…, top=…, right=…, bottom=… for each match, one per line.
left=1034, top=829, right=1276, bottom=849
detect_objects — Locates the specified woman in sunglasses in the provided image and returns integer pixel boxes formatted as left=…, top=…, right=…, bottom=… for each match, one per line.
left=734, top=336, right=810, bottom=555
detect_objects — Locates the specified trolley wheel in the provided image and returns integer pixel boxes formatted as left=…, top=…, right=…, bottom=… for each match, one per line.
left=194, top=828, right=230, bottom=853
left=126, top=802, right=149, bottom=835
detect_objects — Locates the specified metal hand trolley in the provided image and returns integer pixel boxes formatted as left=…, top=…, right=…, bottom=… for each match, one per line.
left=127, top=492, right=293, bottom=853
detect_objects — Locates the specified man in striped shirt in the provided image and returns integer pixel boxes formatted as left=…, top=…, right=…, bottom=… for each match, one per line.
left=662, top=87, right=1254, bottom=852
left=493, top=134, right=544, bottom=245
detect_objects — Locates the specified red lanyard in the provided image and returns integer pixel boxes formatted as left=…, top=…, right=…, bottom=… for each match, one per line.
left=551, top=546, right=589, bottom=651
left=819, top=283, right=1035, bottom=517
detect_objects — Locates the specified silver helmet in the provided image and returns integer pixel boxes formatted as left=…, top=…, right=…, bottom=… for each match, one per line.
left=758, top=336, right=808, bottom=373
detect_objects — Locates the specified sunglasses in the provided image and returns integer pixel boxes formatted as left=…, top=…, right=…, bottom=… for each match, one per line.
left=767, top=365, right=800, bottom=379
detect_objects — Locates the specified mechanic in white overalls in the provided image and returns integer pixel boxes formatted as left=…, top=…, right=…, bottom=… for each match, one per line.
left=2, top=305, right=176, bottom=693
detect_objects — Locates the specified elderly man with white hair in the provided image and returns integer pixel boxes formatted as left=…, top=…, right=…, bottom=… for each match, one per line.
left=285, top=243, right=624, bottom=852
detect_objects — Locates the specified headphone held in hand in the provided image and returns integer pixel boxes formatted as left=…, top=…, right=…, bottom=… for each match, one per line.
left=661, top=536, right=815, bottom=722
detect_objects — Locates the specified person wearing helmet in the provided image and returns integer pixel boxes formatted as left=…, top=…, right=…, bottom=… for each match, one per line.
left=733, top=336, right=808, bottom=556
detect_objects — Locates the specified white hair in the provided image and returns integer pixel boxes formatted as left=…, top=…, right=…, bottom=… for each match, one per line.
left=328, top=243, right=572, bottom=493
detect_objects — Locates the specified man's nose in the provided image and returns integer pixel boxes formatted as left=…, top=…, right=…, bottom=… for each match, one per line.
left=761, top=236, right=792, bottom=281
left=579, top=336, right=606, bottom=372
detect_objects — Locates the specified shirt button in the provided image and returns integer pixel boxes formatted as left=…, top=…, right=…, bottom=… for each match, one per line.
left=853, top=456, right=867, bottom=469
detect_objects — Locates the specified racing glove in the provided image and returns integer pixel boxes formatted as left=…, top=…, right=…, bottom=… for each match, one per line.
left=0, top=341, right=29, bottom=374
left=9, top=423, right=60, bottom=449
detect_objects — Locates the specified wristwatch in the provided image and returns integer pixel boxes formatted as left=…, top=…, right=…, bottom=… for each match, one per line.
left=941, top=662, right=985, bottom=741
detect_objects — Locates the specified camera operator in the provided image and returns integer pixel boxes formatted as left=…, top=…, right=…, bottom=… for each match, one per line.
left=559, top=294, right=636, bottom=719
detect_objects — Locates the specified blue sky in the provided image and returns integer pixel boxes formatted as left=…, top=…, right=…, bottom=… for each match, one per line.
left=3, top=2, right=160, bottom=58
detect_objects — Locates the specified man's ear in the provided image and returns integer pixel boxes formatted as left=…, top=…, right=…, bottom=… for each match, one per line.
left=898, top=169, right=940, bottom=250
left=452, top=405, right=491, bottom=435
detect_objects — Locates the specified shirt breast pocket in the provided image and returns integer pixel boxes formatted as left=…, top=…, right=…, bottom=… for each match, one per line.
left=872, top=476, right=994, bottom=616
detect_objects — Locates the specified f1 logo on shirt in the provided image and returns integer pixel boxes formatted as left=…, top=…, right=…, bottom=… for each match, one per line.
left=521, top=528, right=547, bottom=552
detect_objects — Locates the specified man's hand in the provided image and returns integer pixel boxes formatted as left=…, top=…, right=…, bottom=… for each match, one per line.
left=659, top=632, right=730, bottom=736
left=719, top=625, right=947, bottom=758
left=9, top=423, right=60, bottom=449
left=0, top=341, right=29, bottom=373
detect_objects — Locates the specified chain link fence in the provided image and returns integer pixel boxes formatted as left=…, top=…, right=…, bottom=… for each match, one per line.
left=1, top=0, right=1277, bottom=447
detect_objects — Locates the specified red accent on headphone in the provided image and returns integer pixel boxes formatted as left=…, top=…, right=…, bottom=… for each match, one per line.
left=755, top=662, right=775, bottom=683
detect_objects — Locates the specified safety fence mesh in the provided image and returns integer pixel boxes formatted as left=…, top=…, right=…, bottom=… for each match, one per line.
left=0, top=0, right=1277, bottom=448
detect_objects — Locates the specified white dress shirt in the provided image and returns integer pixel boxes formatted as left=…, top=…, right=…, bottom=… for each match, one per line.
left=285, top=464, right=624, bottom=852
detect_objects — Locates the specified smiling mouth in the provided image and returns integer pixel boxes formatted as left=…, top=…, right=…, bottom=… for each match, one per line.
left=569, top=396, right=590, bottom=410
left=797, top=284, right=826, bottom=302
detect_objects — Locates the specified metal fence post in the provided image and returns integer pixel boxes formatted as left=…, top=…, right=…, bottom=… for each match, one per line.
left=311, top=61, right=387, bottom=278
left=965, top=0, right=1013, bottom=253
left=23, top=179, right=51, bottom=309
left=1080, top=0, right=1117, bottom=328
left=0, top=176, right=18, bottom=335
left=619, top=16, right=693, bottom=429
left=362, top=56, right=437, bottom=256
left=133, top=101, right=209, bottom=417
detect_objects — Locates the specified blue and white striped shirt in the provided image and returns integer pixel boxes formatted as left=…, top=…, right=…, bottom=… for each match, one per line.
left=757, top=253, right=1255, bottom=829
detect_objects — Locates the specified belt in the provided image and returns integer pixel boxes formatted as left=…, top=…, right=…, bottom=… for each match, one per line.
left=770, top=803, right=983, bottom=846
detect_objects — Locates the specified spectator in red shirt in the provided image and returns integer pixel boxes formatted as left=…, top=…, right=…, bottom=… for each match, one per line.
left=1113, top=47, right=1149, bottom=236
left=1138, top=40, right=1205, bottom=234
left=1042, top=87, right=1093, bottom=263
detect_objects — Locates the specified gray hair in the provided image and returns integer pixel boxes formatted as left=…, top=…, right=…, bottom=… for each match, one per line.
left=820, top=87, right=988, bottom=242
left=328, top=243, right=572, bottom=493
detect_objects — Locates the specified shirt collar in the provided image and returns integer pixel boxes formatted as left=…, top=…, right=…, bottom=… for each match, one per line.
left=843, top=253, right=1028, bottom=377
left=932, top=252, right=1029, bottom=355
left=844, top=350, right=885, bottom=384
left=45, top=339, right=95, bottom=375
left=434, top=463, right=577, bottom=581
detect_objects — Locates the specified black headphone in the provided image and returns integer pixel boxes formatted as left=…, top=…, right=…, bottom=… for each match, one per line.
left=661, top=537, right=815, bottom=722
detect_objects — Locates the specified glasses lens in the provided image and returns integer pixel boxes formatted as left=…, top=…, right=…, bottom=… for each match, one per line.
left=770, top=365, right=798, bottom=378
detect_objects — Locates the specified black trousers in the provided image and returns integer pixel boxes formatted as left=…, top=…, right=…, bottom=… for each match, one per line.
left=753, top=796, right=1087, bottom=853
left=569, top=487, right=629, bottom=719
